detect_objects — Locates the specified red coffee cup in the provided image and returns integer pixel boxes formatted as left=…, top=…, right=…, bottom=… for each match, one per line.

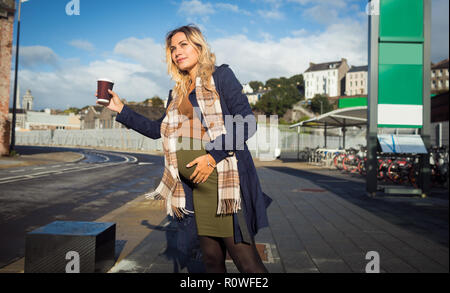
left=97, top=78, right=114, bottom=105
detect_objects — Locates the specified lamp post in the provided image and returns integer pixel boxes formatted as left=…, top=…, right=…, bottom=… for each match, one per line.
left=10, top=0, right=28, bottom=154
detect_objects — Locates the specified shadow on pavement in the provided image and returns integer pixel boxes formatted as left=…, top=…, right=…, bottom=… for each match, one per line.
left=264, top=166, right=449, bottom=248
left=141, top=218, right=205, bottom=273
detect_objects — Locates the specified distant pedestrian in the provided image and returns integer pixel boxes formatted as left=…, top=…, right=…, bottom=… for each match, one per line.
left=96, top=24, right=272, bottom=273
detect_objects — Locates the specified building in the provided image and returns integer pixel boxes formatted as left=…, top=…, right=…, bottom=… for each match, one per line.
left=303, top=58, right=350, bottom=100
left=8, top=90, right=81, bottom=131
left=80, top=104, right=165, bottom=130
left=22, top=89, right=34, bottom=111
left=242, top=83, right=267, bottom=105
left=431, top=58, right=449, bottom=94
left=25, top=110, right=81, bottom=130
left=430, top=91, right=449, bottom=147
left=345, top=65, right=368, bottom=96
left=0, top=0, right=15, bottom=155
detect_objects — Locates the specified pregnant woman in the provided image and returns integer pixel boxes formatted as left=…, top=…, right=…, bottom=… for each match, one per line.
left=97, top=25, right=272, bottom=273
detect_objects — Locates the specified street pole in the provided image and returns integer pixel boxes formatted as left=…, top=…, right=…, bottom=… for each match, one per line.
left=10, top=0, right=23, bottom=154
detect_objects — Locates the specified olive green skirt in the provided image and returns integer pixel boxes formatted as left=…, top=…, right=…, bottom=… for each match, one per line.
left=176, top=136, right=234, bottom=238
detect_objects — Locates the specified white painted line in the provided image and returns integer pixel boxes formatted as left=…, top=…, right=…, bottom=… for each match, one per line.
left=0, top=175, right=27, bottom=181
left=32, top=167, right=47, bottom=170
left=8, top=169, right=26, bottom=173
left=138, top=162, right=154, bottom=165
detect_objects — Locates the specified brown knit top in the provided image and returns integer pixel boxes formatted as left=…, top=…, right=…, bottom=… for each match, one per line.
left=177, top=93, right=210, bottom=141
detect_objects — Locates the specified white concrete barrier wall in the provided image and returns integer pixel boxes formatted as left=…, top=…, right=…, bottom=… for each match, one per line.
left=15, top=126, right=367, bottom=158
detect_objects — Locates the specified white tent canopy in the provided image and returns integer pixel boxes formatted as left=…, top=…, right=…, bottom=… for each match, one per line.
left=289, top=106, right=368, bottom=149
left=289, top=106, right=368, bottom=129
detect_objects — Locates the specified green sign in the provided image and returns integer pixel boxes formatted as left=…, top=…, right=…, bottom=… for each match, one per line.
left=377, top=0, right=424, bottom=128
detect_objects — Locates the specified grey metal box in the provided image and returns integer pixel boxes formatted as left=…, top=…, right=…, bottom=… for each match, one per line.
left=24, top=221, right=116, bottom=273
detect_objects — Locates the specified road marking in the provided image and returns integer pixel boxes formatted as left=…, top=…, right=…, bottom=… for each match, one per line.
left=0, top=150, right=142, bottom=185
left=8, top=169, right=26, bottom=173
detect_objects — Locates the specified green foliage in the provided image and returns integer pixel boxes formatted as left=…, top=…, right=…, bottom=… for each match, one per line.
left=252, top=74, right=305, bottom=117
left=150, top=96, right=164, bottom=107
left=309, top=94, right=333, bottom=114
left=249, top=81, right=264, bottom=92
left=63, top=107, right=81, bottom=115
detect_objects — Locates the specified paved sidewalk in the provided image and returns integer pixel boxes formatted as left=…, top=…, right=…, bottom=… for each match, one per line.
left=1, top=156, right=448, bottom=273
left=110, top=159, right=448, bottom=273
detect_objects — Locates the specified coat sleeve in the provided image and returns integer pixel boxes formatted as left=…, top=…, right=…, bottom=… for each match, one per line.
left=205, top=65, right=257, bottom=164
left=115, top=91, right=172, bottom=139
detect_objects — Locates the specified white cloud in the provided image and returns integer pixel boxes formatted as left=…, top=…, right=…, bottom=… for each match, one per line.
left=12, top=40, right=172, bottom=110
left=211, top=19, right=367, bottom=83
left=178, top=0, right=215, bottom=17
left=257, top=9, right=284, bottom=20
left=69, top=40, right=95, bottom=52
left=113, top=37, right=166, bottom=77
left=16, top=46, right=60, bottom=69
left=215, top=3, right=251, bottom=15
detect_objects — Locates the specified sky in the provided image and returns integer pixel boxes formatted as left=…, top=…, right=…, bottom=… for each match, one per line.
left=8, top=0, right=449, bottom=110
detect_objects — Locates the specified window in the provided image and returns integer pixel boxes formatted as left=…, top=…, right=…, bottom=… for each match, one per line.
left=432, top=71, right=435, bottom=78
left=355, top=81, right=358, bottom=86
left=350, top=81, right=352, bottom=86
left=446, top=80, right=449, bottom=88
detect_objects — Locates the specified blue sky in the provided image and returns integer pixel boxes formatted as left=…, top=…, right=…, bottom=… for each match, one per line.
left=9, top=0, right=449, bottom=110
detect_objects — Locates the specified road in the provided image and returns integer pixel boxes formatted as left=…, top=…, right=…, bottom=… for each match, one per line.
left=0, top=146, right=165, bottom=269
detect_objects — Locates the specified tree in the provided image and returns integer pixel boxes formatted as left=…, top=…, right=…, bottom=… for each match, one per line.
left=63, top=107, right=80, bottom=115
left=249, top=81, right=264, bottom=92
left=252, top=73, right=306, bottom=117
left=151, top=96, right=164, bottom=107
left=309, top=94, right=333, bottom=114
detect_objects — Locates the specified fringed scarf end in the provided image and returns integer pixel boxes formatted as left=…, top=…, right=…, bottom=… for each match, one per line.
left=171, top=206, right=195, bottom=219
left=217, top=198, right=241, bottom=215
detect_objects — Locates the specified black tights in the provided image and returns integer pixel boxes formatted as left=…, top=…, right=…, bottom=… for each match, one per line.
left=199, top=236, right=268, bottom=273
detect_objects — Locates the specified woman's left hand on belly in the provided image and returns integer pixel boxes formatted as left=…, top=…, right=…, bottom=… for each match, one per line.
left=186, top=154, right=216, bottom=184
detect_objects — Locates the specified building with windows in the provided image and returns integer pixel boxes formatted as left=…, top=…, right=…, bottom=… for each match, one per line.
left=242, top=83, right=268, bottom=105
left=345, top=65, right=368, bottom=96
left=431, top=58, right=449, bottom=94
left=303, top=58, right=349, bottom=100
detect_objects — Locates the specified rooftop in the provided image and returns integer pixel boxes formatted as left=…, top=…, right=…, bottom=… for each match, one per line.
left=431, top=58, right=449, bottom=70
left=305, top=58, right=347, bottom=73
left=348, top=65, right=368, bottom=73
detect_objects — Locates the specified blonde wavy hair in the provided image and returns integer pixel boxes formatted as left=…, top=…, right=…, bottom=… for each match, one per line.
left=165, top=25, right=218, bottom=110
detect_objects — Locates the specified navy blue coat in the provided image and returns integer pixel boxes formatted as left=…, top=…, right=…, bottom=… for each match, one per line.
left=116, top=64, right=272, bottom=247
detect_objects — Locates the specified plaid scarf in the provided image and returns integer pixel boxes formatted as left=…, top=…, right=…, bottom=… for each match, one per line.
left=146, top=76, right=241, bottom=218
